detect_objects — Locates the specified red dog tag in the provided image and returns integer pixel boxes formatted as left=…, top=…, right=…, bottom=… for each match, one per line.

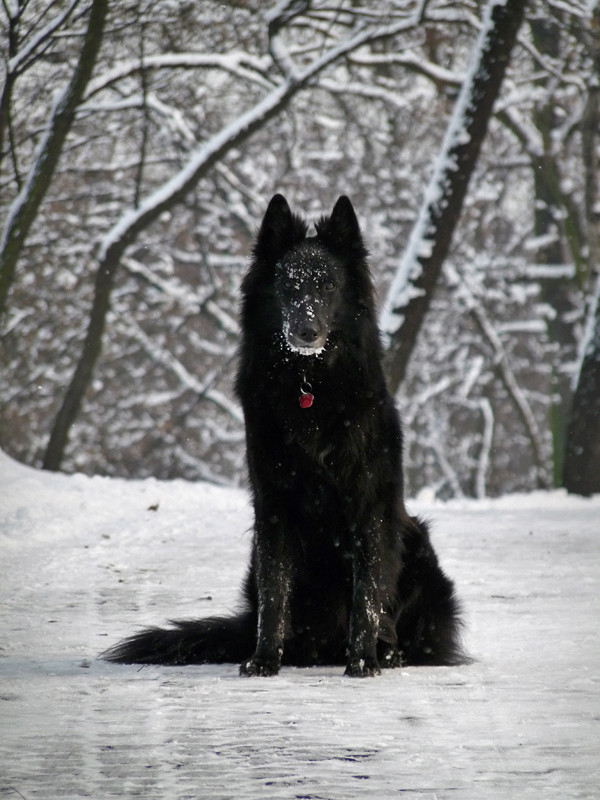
left=299, top=380, right=314, bottom=408
left=299, top=391, right=314, bottom=409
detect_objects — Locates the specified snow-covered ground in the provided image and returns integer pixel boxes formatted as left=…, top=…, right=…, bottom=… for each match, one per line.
left=0, top=449, right=598, bottom=800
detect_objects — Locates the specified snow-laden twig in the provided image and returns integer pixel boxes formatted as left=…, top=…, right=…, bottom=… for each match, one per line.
left=267, top=0, right=309, bottom=80
left=319, top=79, right=415, bottom=112
left=125, top=252, right=241, bottom=347
left=203, top=387, right=244, bottom=426
left=495, top=105, right=544, bottom=158
left=97, top=10, right=423, bottom=263
left=446, top=262, right=551, bottom=489
left=572, top=268, right=600, bottom=389
left=173, top=445, right=235, bottom=486
left=85, top=52, right=274, bottom=98
left=122, top=257, right=214, bottom=314
left=78, top=92, right=197, bottom=144
left=426, top=429, right=465, bottom=498
left=349, top=50, right=463, bottom=88
left=401, top=375, right=457, bottom=429
left=113, top=315, right=243, bottom=424
left=205, top=300, right=239, bottom=337
left=476, top=397, right=494, bottom=498
left=7, top=0, right=82, bottom=74
left=265, top=0, right=309, bottom=28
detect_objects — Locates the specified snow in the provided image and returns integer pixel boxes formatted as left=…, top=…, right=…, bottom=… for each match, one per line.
left=1, top=449, right=599, bottom=799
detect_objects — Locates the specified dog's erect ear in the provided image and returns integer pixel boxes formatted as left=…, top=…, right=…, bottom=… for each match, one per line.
left=254, top=194, right=307, bottom=264
left=330, top=196, right=360, bottom=239
left=315, top=196, right=366, bottom=257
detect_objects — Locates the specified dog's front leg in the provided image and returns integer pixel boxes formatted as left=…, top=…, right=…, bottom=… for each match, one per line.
left=240, top=520, right=292, bottom=677
left=345, top=526, right=382, bottom=678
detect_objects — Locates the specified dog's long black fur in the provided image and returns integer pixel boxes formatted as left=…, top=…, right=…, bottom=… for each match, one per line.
left=102, top=195, right=468, bottom=676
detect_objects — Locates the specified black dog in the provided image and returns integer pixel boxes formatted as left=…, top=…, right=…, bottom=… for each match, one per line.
left=103, top=195, right=467, bottom=676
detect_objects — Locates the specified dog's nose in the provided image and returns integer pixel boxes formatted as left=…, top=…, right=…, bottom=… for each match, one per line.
left=298, top=325, right=319, bottom=343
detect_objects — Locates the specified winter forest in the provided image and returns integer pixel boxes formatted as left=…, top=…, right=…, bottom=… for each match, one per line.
left=1, top=0, right=598, bottom=499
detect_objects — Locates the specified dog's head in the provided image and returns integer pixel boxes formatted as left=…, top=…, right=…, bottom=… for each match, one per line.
left=249, top=195, right=372, bottom=356
left=274, top=241, right=345, bottom=355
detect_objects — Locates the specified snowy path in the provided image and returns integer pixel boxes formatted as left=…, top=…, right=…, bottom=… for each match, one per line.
left=0, top=451, right=598, bottom=799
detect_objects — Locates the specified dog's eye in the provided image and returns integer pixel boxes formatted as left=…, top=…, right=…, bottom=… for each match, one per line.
left=282, top=278, right=295, bottom=290
left=324, top=280, right=336, bottom=291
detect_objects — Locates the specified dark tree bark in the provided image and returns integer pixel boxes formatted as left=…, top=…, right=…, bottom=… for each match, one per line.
left=0, top=5, right=21, bottom=183
left=529, top=15, right=585, bottom=486
left=0, top=0, right=108, bottom=319
left=563, top=6, right=600, bottom=497
left=381, top=0, right=527, bottom=394
left=563, top=301, right=600, bottom=496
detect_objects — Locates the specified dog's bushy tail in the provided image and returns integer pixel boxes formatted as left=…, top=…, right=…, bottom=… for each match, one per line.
left=101, top=612, right=256, bottom=666
left=396, top=515, right=472, bottom=668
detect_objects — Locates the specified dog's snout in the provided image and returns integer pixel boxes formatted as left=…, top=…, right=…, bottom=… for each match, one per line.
left=285, top=308, right=328, bottom=354
left=297, top=324, right=319, bottom=343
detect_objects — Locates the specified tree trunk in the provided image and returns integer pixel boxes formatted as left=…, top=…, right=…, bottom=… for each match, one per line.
left=563, top=290, right=600, bottom=496
left=563, top=6, right=600, bottom=497
left=41, top=86, right=303, bottom=471
left=529, top=16, right=583, bottom=487
left=0, top=0, right=109, bottom=319
left=381, top=0, right=527, bottom=394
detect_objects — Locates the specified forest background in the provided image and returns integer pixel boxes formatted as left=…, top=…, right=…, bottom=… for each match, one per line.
left=1, top=0, right=598, bottom=499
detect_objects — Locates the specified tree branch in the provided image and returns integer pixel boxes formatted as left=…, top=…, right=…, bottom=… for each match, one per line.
left=380, top=0, right=527, bottom=393
left=447, top=263, right=551, bottom=489
left=0, top=0, right=109, bottom=319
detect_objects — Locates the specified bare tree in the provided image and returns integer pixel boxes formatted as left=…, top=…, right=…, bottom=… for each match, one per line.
left=380, top=0, right=527, bottom=393
left=0, top=0, right=108, bottom=317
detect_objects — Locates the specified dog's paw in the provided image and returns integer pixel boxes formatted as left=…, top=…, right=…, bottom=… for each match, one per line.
left=239, top=657, right=280, bottom=677
left=344, top=658, right=381, bottom=678
left=381, top=647, right=405, bottom=669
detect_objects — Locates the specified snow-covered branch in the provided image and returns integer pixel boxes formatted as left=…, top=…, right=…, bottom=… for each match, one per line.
left=447, top=262, right=551, bottom=490
left=573, top=270, right=600, bottom=390
left=7, top=0, right=82, bottom=74
left=381, top=0, right=527, bottom=393
left=122, top=256, right=239, bottom=341
left=475, top=397, right=494, bottom=499
left=122, top=257, right=213, bottom=314
left=112, top=315, right=243, bottom=424
left=97, top=9, right=424, bottom=262
left=0, top=0, right=109, bottom=319
left=85, top=52, right=274, bottom=98
left=319, top=79, right=415, bottom=112
left=349, top=51, right=463, bottom=89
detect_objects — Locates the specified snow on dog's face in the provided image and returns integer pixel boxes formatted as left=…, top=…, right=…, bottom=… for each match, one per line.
left=275, top=242, right=346, bottom=356
left=248, top=194, right=371, bottom=357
